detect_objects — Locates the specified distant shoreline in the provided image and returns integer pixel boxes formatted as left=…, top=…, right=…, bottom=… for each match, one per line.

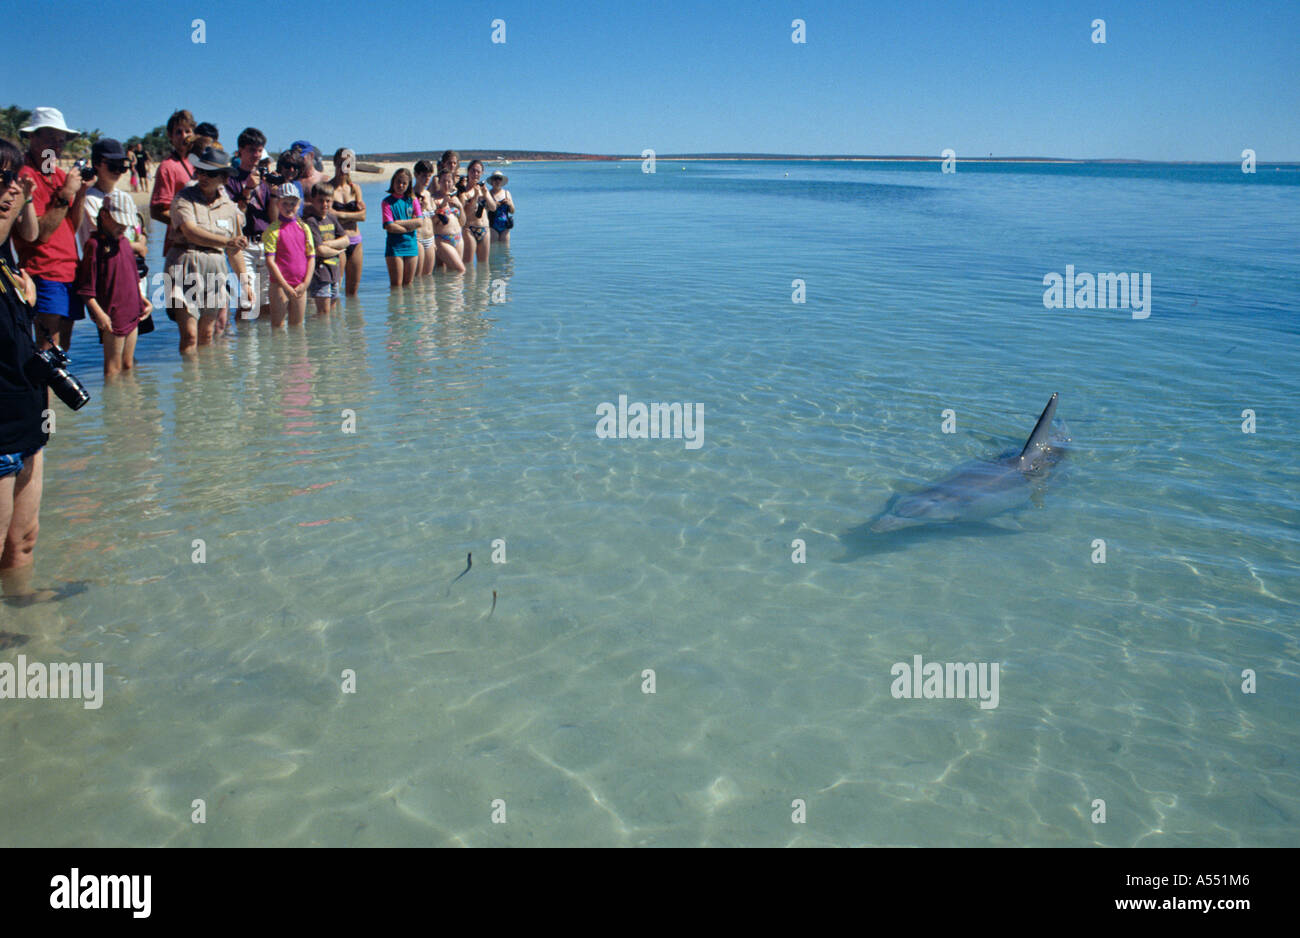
left=358, top=151, right=1299, bottom=166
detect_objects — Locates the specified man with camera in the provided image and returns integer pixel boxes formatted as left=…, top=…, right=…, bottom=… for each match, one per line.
left=0, top=142, right=90, bottom=603
left=227, top=127, right=271, bottom=321
left=13, top=107, right=89, bottom=353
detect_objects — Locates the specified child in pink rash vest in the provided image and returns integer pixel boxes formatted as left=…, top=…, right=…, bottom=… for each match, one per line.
left=263, top=184, right=315, bottom=328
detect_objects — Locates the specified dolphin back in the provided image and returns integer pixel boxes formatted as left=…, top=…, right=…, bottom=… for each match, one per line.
left=1017, top=393, right=1059, bottom=472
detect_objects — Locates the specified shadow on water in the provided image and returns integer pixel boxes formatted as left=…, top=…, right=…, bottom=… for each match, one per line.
left=0, top=579, right=91, bottom=610
left=834, top=519, right=1024, bottom=561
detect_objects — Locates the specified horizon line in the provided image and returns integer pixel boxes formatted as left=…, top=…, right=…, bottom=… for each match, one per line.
left=356, top=150, right=1300, bottom=165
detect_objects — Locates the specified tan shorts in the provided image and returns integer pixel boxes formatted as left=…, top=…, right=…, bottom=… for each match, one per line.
left=166, top=250, right=231, bottom=321
left=241, top=242, right=268, bottom=315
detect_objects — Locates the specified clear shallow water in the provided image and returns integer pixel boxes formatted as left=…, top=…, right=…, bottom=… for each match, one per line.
left=2, top=161, right=1297, bottom=847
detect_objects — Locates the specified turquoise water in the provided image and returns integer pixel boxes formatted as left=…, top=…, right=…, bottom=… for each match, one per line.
left=2, top=160, right=1297, bottom=847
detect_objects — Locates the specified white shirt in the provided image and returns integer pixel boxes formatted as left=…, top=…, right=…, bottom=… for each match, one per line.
left=77, top=185, right=109, bottom=249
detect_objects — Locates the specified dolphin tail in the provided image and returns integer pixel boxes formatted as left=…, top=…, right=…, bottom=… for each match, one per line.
left=1017, top=393, right=1059, bottom=472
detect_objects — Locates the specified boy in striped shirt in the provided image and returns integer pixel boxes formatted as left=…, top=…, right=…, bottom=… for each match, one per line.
left=302, top=182, right=349, bottom=315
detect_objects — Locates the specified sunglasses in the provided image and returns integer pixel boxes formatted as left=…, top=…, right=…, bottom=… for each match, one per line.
left=106, top=161, right=128, bottom=173
left=0, top=168, right=17, bottom=188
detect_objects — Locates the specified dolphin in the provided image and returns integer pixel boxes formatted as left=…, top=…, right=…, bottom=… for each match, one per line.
left=865, top=394, right=1070, bottom=534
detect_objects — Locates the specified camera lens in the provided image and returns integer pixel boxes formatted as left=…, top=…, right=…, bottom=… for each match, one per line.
left=26, top=349, right=91, bottom=411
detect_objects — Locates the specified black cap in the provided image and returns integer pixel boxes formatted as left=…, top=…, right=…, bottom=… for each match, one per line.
left=91, top=137, right=127, bottom=164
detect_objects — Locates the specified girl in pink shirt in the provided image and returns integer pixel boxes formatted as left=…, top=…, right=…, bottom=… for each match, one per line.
left=263, top=186, right=315, bottom=327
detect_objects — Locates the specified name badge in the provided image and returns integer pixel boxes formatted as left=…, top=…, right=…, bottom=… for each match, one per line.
left=215, top=218, right=232, bottom=233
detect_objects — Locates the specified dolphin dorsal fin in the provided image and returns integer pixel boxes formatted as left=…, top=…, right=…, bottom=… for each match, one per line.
left=1017, top=393, right=1059, bottom=471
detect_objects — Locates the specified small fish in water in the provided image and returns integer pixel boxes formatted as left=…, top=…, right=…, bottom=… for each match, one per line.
left=487, top=590, right=497, bottom=619
left=446, top=553, right=472, bottom=596
left=0, top=630, right=30, bottom=650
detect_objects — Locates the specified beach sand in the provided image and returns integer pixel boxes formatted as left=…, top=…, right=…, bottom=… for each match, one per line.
left=114, top=159, right=515, bottom=236
left=117, top=159, right=400, bottom=214
left=119, top=159, right=510, bottom=211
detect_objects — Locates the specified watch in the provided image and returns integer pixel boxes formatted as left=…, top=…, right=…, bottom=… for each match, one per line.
left=50, top=193, right=70, bottom=208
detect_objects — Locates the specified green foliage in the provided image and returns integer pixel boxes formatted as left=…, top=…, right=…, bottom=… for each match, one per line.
left=1, top=106, right=167, bottom=163
left=65, top=128, right=101, bottom=161
left=0, top=105, right=32, bottom=144
left=135, top=125, right=169, bottom=161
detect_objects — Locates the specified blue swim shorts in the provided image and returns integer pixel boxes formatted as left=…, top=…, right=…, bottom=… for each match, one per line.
left=32, top=277, right=85, bottom=321
left=0, top=448, right=41, bottom=479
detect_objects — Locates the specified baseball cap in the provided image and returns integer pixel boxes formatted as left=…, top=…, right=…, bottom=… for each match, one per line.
left=103, top=190, right=137, bottom=228
left=91, top=138, right=127, bottom=164
left=274, top=183, right=300, bottom=200
left=291, top=140, right=324, bottom=172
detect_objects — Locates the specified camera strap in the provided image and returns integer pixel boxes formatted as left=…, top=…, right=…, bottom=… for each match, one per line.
left=0, top=260, right=27, bottom=303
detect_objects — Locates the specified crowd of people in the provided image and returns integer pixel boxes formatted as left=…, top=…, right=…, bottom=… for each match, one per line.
left=382, top=151, right=514, bottom=287
left=0, top=105, right=517, bottom=602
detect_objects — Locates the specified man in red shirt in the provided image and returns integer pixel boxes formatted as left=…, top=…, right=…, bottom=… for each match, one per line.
left=12, top=107, right=89, bottom=352
left=149, top=109, right=196, bottom=244
left=149, top=109, right=196, bottom=322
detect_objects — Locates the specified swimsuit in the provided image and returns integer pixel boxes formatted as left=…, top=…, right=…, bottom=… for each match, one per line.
left=415, top=193, right=438, bottom=250
left=333, top=195, right=364, bottom=249
left=489, top=199, right=513, bottom=232
left=466, top=225, right=486, bottom=242
left=435, top=232, right=462, bottom=248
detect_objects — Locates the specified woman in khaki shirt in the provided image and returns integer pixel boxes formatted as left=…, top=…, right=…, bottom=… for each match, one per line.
left=165, top=147, right=249, bottom=354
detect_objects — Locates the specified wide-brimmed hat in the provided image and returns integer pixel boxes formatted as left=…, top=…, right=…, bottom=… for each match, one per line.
left=488, top=171, right=507, bottom=182
left=188, top=146, right=231, bottom=172
left=19, top=106, right=78, bottom=135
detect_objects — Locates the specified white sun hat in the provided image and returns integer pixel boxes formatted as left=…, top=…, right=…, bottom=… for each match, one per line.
left=19, top=106, right=78, bottom=135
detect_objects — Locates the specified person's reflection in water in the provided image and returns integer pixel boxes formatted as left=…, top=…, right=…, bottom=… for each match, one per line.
left=311, top=294, right=371, bottom=441
left=487, top=246, right=513, bottom=294
left=462, top=264, right=493, bottom=314
left=101, top=367, right=165, bottom=506
left=169, top=327, right=253, bottom=514
left=432, top=270, right=466, bottom=316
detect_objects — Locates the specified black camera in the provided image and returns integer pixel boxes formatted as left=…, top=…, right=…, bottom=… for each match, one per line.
left=79, top=165, right=95, bottom=182
left=265, top=172, right=284, bottom=186
left=25, top=347, right=91, bottom=411
left=476, top=198, right=486, bottom=218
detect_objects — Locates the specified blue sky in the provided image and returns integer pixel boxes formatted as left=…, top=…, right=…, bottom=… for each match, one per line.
left=11, top=0, right=1299, bottom=160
